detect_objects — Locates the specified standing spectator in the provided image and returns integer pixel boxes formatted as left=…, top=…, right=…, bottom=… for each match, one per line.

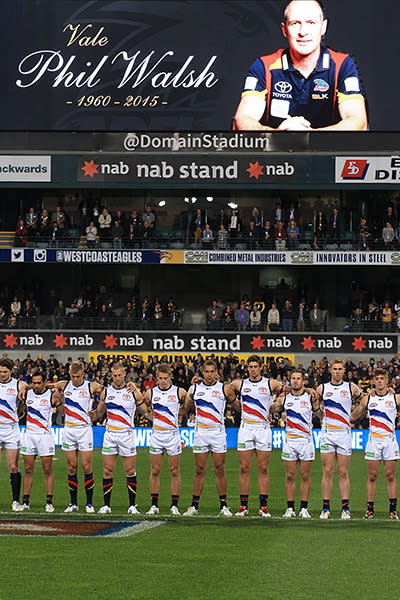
left=52, top=205, right=66, bottom=240
left=152, top=301, right=164, bottom=330
left=274, top=221, right=287, bottom=250
left=382, top=222, right=395, bottom=249
left=141, top=221, right=153, bottom=247
left=286, top=202, right=297, bottom=226
left=246, top=220, right=259, bottom=249
left=281, top=299, right=294, bottom=332
left=80, top=299, right=95, bottom=329
left=249, top=303, right=262, bottom=329
left=111, top=219, right=123, bottom=249
left=207, top=300, right=222, bottom=330
left=382, top=205, right=396, bottom=229
left=126, top=222, right=141, bottom=248
left=191, top=208, right=205, bottom=243
left=251, top=207, right=261, bottom=231
left=222, top=303, right=234, bottom=330
left=228, top=209, right=241, bottom=241
left=381, top=302, right=393, bottom=332
left=25, top=207, right=38, bottom=241
left=234, top=302, right=249, bottom=331
left=86, top=221, right=97, bottom=248
left=286, top=220, right=300, bottom=249
left=142, top=205, right=156, bottom=230
left=328, top=207, right=342, bottom=245
left=14, top=219, right=27, bottom=247
left=274, top=202, right=283, bottom=223
left=216, top=208, right=229, bottom=231
left=262, top=220, right=274, bottom=249
left=313, top=210, right=327, bottom=249
left=53, top=299, right=66, bottom=329
left=201, top=223, right=214, bottom=247
left=80, top=207, right=90, bottom=235
left=21, top=299, right=37, bottom=329
left=121, top=301, right=136, bottom=330
left=0, top=307, right=6, bottom=328
left=38, top=208, right=51, bottom=242
left=359, top=217, right=370, bottom=250
left=138, top=299, right=151, bottom=329
left=267, top=303, right=280, bottom=331
left=217, top=224, right=229, bottom=249
left=351, top=307, right=364, bottom=332
left=296, top=301, right=306, bottom=332
left=98, top=208, right=112, bottom=241
left=49, top=223, right=62, bottom=248
left=309, top=303, right=322, bottom=331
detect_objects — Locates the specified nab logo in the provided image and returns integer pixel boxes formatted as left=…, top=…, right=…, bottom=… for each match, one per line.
left=341, top=159, right=369, bottom=179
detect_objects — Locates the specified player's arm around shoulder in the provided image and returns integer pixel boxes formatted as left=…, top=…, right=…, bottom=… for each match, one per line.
left=350, top=382, right=363, bottom=402
left=136, top=387, right=150, bottom=419
left=224, top=382, right=240, bottom=411
left=178, top=388, right=190, bottom=416
left=350, top=393, right=368, bottom=422
left=270, top=393, right=285, bottom=416
left=89, top=381, right=103, bottom=396
left=51, top=387, right=65, bottom=415
left=270, top=378, right=284, bottom=396
left=89, top=388, right=107, bottom=423
left=395, top=393, right=400, bottom=411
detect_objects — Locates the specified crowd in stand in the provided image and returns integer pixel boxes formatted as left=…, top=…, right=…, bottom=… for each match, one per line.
left=190, top=203, right=400, bottom=252
left=206, top=292, right=327, bottom=332
left=0, top=289, right=182, bottom=331
left=8, top=351, right=400, bottom=430
left=350, top=296, right=400, bottom=333
left=12, top=198, right=400, bottom=251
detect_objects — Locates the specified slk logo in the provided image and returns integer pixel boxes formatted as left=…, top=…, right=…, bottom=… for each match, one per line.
left=341, top=159, right=369, bottom=179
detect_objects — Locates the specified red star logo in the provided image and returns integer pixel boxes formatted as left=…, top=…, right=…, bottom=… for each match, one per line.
left=53, top=333, right=69, bottom=349
left=246, top=161, right=264, bottom=179
left=250, top=335, right=265, bottom=351
left=301, top=336, right=316, bottom=351
left=103, top=334, right=118, bottom=349
left=81, top=160, right=99, bottom=178
left=352, top=336, right=367, bottom=352
left=3, top=333, right=18, bottom=348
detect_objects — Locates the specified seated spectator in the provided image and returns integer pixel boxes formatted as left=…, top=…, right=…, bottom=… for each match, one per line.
left=286, top=219, right=300, bottom=250
left=201, top=223, right=214, bottom=247
left=359, top=217, right=370, bottom=250
left=142, top=205, right=156, bottom=230
left=224, top=408, right=236, bottom=428
left=8, top=314, right=18, bottom=329
left=217, top=224, right=229, bottom=249
left=234, top=302, right=249, bottom=331
left=222, top=303, right=234, bottom=330
left=21, top=299, right=37, bottom=329
left=249, top=303, right=262, bottom=329
left=66, top=300, right=79, bottom=328
left=126, top=221, right=142, bottom=248
left=274, top=221, right=287, bottom=250
left=267, top=303, right=280, bottom=331
left=97, top=303, right=114, bottom=329
left=14, top=219, right=27, bottom=247
left=313, top=210, right=327, bottom=249
left=98, top=208, right=112, bottom=240
left=25, top=207, right=38, bottom=241
left=207, top=300, right=222, bottom=330
left=111, top=219, right=123, bottom=249
left=262, top=220, right=274, bottom=249
left=168, top=302, right=180, bottom=329
left=86, top=221, right=97, bottom=248
left=382, top=222, right=395, bottom=249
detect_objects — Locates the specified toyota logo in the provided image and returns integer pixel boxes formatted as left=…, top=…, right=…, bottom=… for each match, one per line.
left=275, top=81, right=292, bottom=94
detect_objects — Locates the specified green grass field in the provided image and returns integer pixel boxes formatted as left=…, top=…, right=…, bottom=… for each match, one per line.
left=0, top=448, right=400, bottom=600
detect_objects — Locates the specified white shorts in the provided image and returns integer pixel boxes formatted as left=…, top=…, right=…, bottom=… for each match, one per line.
left=21, top=431, right=55, bottom=457
left=237, top=425, right=272, bottom=452
left=102, top=429, right=136, bottom=457
left=149, top=430, right=182, bottom=456
left=365, top=435, right=400, bottom=461
left=320, top=429, right=351, bottom=456
left=62, top=426, right=93, bottom=452
left=0, top=425, right=21, bottom=450
left=193, top=427, right=226, bottom=454
left=282, top=437, right=315, bottom=462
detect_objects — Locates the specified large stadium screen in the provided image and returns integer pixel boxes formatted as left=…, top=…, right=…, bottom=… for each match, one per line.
left=1, top=0, right=395, bottom=132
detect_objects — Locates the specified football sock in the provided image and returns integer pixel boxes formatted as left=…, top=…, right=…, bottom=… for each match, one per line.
left=127, top=476, right=137, bottom=506
left=151, top=493, right=159, bottom=508
left=300, top=500, right=308, bottom=509
left=259, top=494, right=268, bottom=508
left=171, top=495, right=179, bottom=507
left=10, top=472, right=21, bottom=502
left=68, top=475, right=78, bottom=505
left=219, top=495, right=227, bottom=509
left=23, top=494, right=30, bottom=505
left=287, top=500, right=295, bottom=509
left=342, top=499, right=349, bottom=511
left=102, top=478, right=113, bottom=506
left=191, top=495, right=200, bottom=509
left=322, top=499, right=330, bottom=511
left=84, top=472, right=94, bottom=505
left=367, top=501, right=374, bottom=512
left=46, top=495, right=53, bottom=505
left=390, top=498, right=397, bottom=513
left=240, top=495, right=248, bottom=508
